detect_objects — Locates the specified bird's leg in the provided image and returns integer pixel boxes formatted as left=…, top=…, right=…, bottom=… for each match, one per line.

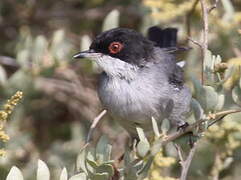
left=177, top=122, right=196, bottom=148
left=177, top=122, right=189, bottom=131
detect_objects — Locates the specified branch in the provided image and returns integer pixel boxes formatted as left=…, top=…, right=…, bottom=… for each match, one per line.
left=162, top=109, right=241, bottom=146
left=188, top=37, right=202, bottom=48
left=208, top=109, right=241, bottom=127
left=86, top=109, right=107, bottom=143
left=208, top=0, right=219, bottom=13
left=176, top=143, right=197, bottom=180
left=200, top=0, right=209, bottom=84
left=188, top=0, right=211, bottom=85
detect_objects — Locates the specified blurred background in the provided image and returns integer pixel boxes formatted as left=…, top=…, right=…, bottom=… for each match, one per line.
left=0, top=0, right=241, bottom=179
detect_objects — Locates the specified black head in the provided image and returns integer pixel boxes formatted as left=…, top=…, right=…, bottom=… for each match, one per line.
left=75, top=28, right=155, bottom=66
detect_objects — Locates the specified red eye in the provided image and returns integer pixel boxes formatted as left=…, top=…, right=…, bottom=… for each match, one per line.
left=108, top=42, right=123, bottom=54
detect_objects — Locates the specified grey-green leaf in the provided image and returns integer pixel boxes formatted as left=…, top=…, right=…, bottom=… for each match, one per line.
left=96, top=135, right=111, bottom=162
left=232, top=86, right=241, bottom=106
left=102, top=9, right=120, bottom=31
left=92, top=173, right=109, bottom=180
left=137, top=140, right=150, bottom=157
left=6, top=166, right=24, bottom=180
left=76, top=148, right=87, bottom=173
left=191, top=98, right=204, bottom=121
left=196, top=85, right=218, bottom=112
left=152, top=117, right=160, bottom=137
left=37, top=159, right=50, bottom=180
left=215, top=92, right=225, bottom=111
left=160, top=118, right=170, bottom=134
left=81, top=35, right=92, bottom=51
left=136, top=127, right=148, bottom=142
left=137, top=157, right=154, bottom=178
left=0, top=65, right=7, bottom=85
left=96, top=164, right=114, bottom=177
left=59, top=167, right=68, bottom=180
left=69, top=173, right=87, bottom=180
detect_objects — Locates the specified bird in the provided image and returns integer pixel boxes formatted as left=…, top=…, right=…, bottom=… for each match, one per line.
left=73, top=26, right=192, bottom=138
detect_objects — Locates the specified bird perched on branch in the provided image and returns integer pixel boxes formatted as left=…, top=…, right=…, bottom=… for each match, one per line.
left=73, top=26, right=191, bottom=138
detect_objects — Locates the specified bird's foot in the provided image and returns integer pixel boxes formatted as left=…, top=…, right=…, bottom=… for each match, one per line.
left=177, top=122, right=195, bottom=147
left=177, top=122, right=189, bottom=131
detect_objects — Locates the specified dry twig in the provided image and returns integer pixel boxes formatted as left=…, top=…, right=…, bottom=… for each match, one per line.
left=208, top=0, right=220, bottom=13
left=188, top=0, right=217, bottom=84
left=162, top=109, right=241, bottom=145
left=86, top=109, right=107, bottom=143
left=176, top=143, right=197, bottom=180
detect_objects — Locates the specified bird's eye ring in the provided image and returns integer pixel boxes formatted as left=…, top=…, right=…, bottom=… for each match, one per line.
left=108, top=42, right=123, bottom=54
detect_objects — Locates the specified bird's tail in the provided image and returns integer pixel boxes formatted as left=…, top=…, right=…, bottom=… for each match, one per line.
left=147, top=26, right=178, bottom=48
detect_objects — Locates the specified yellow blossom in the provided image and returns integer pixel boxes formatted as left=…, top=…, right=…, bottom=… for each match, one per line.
left=0, top=91, right=23, bottom=156
left=0, top=131, right=10, bottom=142
left=0, top=149, right=6, bottom=156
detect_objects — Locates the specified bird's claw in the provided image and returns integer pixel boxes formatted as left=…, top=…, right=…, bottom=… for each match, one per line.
left=177, top=122, right=189, bottom=131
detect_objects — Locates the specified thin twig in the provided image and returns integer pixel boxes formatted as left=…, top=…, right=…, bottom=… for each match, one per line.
left=208, top=0, right=219, bottom=13
left=174, top=144, right=184, bottom=162
left=162, top=109, right=241, bottom=146
left=200, top=0, right=209, bottom=85
left=178, top=143, right=197, bottom=180
left=188, top=37, right=202, bottom=48
left=208, top=109, right=241, bottom=127
left=86, top=109, right=107, bottom=143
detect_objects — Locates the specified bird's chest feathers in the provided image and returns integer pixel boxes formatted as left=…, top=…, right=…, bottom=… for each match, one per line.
left=98, top=77, right=155, bottom=118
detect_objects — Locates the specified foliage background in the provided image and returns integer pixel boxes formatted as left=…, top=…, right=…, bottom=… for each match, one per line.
left=0, top=0, right=241, bottom=179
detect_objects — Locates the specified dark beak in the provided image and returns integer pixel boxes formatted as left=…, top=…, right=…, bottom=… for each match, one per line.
left=73, top=49, right=96, bottom=59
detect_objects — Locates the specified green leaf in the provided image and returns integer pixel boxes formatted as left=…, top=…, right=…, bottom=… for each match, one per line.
left=215, top=92, right=225, bottom=110
left=232, top=86, right=241, bottom=106
left=152, top=117, right=160, bottom=137
left=16, top=49, right=30, bottom=69
left=59, top=167, right=68, bottom=180
left=136, top=126, right=150, bottom=157
left=137, top=140, right=150, bottom=158
left=76, top=148, right=87, bottom=173
left=37, top=159, right=50, bottom=180
left=203, top=49, right=213, bottom=71
left=191, top=76, right=203, bottom=95
left=6, top=166, right=24, bottom=180
left=137, top=157, right=154, bottom=178
left=86, top=150, right=96, bottom=174
left=50, top=29, right=72, bottom=60
left=69, top=173, right=87, bottom=180
left=196, top=85, right=218, bottom=112
left=96, top=135, right=111, bottom=162
left=33, top=35, right=48, bottom=65
left=191, top=98, right=204, bottom=121
left=81, top=35, right=92, bottom=51
left=102, top=9, right=120, bottom=31
left=151, top=139, right=162, bottom=156
left=160, top=118, right=170, bottom=134
left=92, top=173, right=109, bottom=180
left=96, top=164, right=114, bottom=177
left=221, top=0, right=235, bottom=22
left=0, top=65, right=7, bottom=85
left=136, top=127, right=147, bottom=142
left=86, top=158, right=99, bottom=169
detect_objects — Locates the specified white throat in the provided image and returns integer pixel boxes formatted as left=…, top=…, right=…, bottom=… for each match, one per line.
left=91, top=54, right=139, bottom=81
